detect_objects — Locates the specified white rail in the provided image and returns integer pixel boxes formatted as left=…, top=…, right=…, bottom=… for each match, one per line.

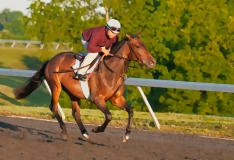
left=1, top=68, right=234, bottom=92
left=0, top=68, right=162, bottom=128
left=0, top=39, right=71, bottom=50
left=1, top=39, right=234, bottom=129
left=1, top=68, right=234, bottom=129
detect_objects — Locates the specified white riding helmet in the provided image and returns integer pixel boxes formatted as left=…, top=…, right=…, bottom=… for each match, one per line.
left=106, top=19, right=121, bottom=34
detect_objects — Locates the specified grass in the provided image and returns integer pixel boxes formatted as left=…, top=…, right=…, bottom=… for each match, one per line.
left=0, top=46, right=67, bottom=106
left=0, top=45, right=66, bottom=70
left=0, top=76, right=51, bottom=106
left=0, top=105, right=234, bottom=139
left=0, top=47, right=42, bottom=69
left=1, top=46, right=234, bottom=139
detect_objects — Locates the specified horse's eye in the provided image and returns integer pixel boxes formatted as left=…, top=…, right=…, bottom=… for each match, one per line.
left=136, top=46, right=140, bottom=48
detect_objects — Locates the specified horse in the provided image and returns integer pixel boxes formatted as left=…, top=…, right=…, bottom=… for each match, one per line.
left=13, top=32, right=156, bottom=142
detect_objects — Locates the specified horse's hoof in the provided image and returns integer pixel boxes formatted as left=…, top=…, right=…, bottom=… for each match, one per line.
left=60, top=133, right=68, bottom=140
left=92, top=126, right=101, bottom=133
left=83, top=133, right=90, bottom=139
left=122, top=136, right=127, bottom=142
left=83, top=134, right=94, bottom=143
left=122, top=135, right=129, bottom=143
left=91, top=127, right=98, bottom=133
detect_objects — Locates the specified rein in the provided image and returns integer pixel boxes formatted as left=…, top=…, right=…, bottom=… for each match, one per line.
left=102, top=40, right=141, bottom=78
left=52, top=53, right=131, bottom=74
left=101, top=40, right=141, bottom=100
left=53, top=40, right=139, bottom=74
left=53, top=39, right=141, bottom=100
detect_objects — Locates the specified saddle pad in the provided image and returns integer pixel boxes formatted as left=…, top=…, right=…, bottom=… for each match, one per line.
left=71, top=55, right=101, bottom=100
left=80, top=81, right=91, bottom=100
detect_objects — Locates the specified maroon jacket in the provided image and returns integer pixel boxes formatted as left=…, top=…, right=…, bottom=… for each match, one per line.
left=82, top=26, right=119, bottom=53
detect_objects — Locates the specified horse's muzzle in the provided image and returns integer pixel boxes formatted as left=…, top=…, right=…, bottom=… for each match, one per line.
left=145, top=58, right=156, bottom=69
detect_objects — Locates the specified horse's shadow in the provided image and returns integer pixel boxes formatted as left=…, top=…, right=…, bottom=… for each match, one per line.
left=0, top=121, right=56, bottom=134
left=0, top=121, right=108, bottom=147
left=76, top=137, right=108, bottom=147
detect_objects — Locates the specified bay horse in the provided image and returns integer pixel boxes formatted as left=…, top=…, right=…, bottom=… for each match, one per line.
left=13, top=32, right=156, bottom=142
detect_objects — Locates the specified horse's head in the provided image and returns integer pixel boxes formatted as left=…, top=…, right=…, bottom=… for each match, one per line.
left=125, top=32, right=156, bottom=69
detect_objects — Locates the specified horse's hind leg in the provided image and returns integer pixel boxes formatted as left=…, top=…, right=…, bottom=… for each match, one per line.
left=49, top=83, right=68, bottom=140
left=110, top=95, right=133, bottom=142
left=70, top=96, right=90, bottom=140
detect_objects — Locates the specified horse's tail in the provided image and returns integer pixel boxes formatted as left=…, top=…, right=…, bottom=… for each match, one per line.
left=13, top=60, right=49, bottom=100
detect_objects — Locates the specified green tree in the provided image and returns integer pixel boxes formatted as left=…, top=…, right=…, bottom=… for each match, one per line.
left=26, top=0, right=234, bottom=115
left=0, top=9, right=29, bottom=39
left=0, top=23, right=3, bottom=31
left=25, top=0, right=105, bottom=50
left=148, top=0, right=234, bottom=115
left=0, top=9, right=10, bottom=25
left=26, top=0, right=155, bottom=111
left=26, top=0, right=106, bottom=109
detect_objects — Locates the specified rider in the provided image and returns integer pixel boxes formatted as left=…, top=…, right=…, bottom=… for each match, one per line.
left=76, top=18, right=121, bottom=81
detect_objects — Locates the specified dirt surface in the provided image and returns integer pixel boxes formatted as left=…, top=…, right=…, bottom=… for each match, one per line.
left=0, top=116, right=234, bottom=160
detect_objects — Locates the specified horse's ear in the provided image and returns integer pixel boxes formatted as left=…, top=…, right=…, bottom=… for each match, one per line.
left=137, top=30, right=142, bottom=38
left=126, top=33, right=132, bottom=40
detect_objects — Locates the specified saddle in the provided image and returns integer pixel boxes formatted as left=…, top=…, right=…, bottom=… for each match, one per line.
left=74, top=51, right=86, bottom=63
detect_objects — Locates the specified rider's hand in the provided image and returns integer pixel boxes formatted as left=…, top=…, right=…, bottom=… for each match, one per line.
left=101, top=48, right=110, bottom=56
left=105, top=48, right=111, bottom=56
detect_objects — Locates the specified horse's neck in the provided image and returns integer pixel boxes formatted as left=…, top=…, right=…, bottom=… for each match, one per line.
left=105, top=42, right=130, bottom=75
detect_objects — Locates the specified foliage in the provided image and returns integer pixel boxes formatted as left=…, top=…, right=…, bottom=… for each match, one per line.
left=23, top=0, right=234, bottom=115
left=149, top=0, right=234, bottom=116
left=24, top=0, right=105, bottom=50
left=0, top=23, right=3, bottom=31
left=0, top=9, right=30, bottom=39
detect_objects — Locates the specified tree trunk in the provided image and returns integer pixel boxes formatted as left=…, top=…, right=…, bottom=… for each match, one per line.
left=105, top=6, right=109, bottom=22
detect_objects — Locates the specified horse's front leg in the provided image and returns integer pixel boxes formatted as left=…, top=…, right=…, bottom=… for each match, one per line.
left=92, top=96, right=112, bottom=133
left=110, top=95, right=133, bottom=142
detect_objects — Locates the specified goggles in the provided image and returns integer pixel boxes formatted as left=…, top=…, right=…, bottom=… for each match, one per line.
left=106, top=24, right=121, bottom=32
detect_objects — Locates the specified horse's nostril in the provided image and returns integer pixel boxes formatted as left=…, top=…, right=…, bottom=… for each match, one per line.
left=150, top=60, right=155, bottom=65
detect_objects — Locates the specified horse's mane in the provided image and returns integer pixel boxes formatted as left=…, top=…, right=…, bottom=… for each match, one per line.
left=110, top=34, right=138, bottom=54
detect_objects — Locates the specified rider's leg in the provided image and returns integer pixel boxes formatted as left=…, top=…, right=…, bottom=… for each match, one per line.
left=77, top=52, right=99, bottom=75
left=77, top=36, right=99, bottom=76
left=81, top=36, right=88, bottom=50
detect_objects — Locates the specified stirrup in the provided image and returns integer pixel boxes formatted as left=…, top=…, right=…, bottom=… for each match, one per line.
left=73, top=72, right=89, bottom=81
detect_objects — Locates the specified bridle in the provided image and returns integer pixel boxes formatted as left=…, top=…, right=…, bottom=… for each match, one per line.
left=53, top=38, right=143, bottom=76
left=102, top=39, right=143, bottom=79
left=100, top=39, right=144, bottom=99
left=53, top=38, right=144, bottom=99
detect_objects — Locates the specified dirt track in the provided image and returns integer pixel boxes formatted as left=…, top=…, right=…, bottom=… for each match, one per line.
left=0, top=116, right=234, bottom=160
